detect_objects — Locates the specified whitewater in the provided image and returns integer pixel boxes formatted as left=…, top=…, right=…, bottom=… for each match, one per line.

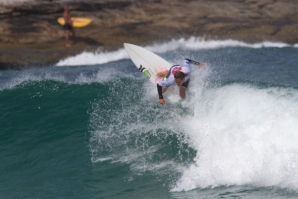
left=56, top=37, right=298, bottom=66
left=1, top=37, right=298, bottom=199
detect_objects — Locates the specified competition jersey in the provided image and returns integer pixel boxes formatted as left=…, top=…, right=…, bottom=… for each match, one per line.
left=158, top=59, right=191, bottom=88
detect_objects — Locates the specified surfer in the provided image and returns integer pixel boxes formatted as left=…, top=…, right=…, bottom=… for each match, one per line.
left=63, top=7, right=75, bottom=47
left=157, top=58, right=204, bottom=105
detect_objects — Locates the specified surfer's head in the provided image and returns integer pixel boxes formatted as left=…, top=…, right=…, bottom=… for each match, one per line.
left=174, top=71, right=186, bottom=86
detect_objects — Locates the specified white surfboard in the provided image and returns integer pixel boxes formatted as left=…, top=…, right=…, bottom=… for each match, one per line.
left=124, top=43, right=172, bottom=83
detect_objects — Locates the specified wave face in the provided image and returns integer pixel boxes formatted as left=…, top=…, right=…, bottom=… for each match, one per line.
left=1, top=39, right=298, bottom=199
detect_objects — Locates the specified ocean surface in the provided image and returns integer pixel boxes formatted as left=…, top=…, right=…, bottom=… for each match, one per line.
left=1, top=37, right=298, bottom=199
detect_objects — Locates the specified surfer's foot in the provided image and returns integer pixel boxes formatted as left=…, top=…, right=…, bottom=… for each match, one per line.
left=66, top=43, right=72, bottom=47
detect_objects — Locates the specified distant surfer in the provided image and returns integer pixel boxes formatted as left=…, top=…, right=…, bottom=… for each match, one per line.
left=63, top=7, right=75, bottom=47
left=157, top=58, right=205, bottom=105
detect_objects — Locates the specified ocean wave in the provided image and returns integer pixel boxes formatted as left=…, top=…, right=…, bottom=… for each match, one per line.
left=0, top=64, right=138, bottom=91
left=56, top=37, right=298, bottom=67
left=56, top=49, right=129, bottom=67
left=83, top=62, right=298, bottom=192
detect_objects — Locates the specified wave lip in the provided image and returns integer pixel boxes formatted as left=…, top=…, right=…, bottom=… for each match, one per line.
left=56, top=48, right=128, bottom=67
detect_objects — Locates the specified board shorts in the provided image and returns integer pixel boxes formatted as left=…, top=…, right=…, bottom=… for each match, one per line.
left=64, top=24, right=73, bottom=30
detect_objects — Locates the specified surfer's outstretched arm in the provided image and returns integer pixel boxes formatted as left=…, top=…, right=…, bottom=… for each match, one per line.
left=185, top=58, right=205, bottom=68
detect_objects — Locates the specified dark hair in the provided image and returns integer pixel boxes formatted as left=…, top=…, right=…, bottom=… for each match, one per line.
left=174, top=71, right=186, bottom=79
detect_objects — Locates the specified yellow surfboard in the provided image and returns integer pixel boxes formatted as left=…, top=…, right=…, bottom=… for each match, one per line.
left=57, top=17, right=92, bottom=28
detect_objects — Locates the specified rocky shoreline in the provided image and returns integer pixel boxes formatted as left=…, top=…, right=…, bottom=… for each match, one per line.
left=0, top=0, right=298, bottom=69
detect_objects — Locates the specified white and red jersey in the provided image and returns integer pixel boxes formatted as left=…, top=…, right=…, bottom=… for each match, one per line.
left=158, top=59, right=191, bottom=88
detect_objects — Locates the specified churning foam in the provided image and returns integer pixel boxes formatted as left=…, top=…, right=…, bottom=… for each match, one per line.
left=172, top=84, right=298, bottom=191
left=56, top=37, right=298, bottom=67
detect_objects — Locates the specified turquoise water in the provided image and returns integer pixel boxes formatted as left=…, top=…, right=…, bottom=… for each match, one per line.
left=1, top=39, right=298, bottom=198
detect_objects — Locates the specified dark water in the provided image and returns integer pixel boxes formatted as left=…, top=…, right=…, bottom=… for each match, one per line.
left=1, top=39, right=298, bottom=198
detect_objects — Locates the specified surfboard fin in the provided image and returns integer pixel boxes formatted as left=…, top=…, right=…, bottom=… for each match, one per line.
left=185, top=58, right=200, bottom=66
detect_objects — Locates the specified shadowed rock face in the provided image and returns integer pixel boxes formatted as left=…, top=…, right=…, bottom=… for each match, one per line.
left=0, top=0, right=298, bottom=69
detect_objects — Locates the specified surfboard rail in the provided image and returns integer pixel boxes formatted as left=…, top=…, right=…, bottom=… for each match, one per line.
left=57, top=17, right=92, bottom=28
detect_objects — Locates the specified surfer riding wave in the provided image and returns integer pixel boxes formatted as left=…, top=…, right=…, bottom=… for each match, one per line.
left=157, top=58, right=205, bottom=105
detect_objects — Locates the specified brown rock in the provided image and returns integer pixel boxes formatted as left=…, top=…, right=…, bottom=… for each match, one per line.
left=0, top=0, right=298, bottom=69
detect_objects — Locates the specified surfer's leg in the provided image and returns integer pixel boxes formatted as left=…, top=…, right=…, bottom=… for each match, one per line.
left=157, top=65, right=178, bottom=79
left=71, top=26, right=75, bottom=38
left=157, top=70, right=169, bottom=78
left=65, top=30, right=71, bottom=47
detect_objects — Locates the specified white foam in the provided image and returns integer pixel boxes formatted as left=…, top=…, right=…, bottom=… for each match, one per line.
left=172, top=84, right=298, bottom=191
left=56, top=48, right=128, bottom=67
left=55, top=37, right=298, bottom=67
left=93, top=157, right=112, bottom=163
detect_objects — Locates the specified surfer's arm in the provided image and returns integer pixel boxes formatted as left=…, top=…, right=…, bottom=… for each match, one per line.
left=185, top=58, right=200, bottom=66
left=157, top=84, right=164, bottom=99
left=157, top=79, right=171, bottom=98
left=185, top=58, right=205, bottom=68
left=157, top=84, right=166, bottom=105
left=179, top=87, right=186, bottom=99
left=157, top=78, right=174, bottom=104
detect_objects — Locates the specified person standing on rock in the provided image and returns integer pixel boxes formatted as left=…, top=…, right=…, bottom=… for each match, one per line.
left=63, top=7, right=75, bottom=47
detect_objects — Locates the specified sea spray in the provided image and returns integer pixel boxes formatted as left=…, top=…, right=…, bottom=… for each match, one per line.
left=172, top=84, right=298, bottom=191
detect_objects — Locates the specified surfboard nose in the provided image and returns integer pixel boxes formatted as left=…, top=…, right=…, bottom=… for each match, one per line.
left=124, top=43, right=131, bottom=48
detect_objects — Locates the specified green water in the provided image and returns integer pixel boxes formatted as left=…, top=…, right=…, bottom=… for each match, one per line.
left=1, top=46, right=298, bottom=199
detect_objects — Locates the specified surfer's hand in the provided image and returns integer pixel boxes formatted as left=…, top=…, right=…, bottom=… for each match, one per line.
left=199, top=63, right=206, bottom=68
left=159, top=99, right=165, bottom=105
